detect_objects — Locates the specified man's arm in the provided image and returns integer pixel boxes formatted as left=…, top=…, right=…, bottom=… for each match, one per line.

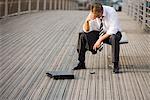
left=99, top=33, right=110, bottom=42
left=83, top=19, right=90, bottom=32
left=83, top=12, right=93, bottom=32
left=93, top=8, right=120, bottom=50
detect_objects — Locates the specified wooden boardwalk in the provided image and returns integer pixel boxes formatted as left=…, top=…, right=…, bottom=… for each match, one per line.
left=0, top=11, right=150, bottom=100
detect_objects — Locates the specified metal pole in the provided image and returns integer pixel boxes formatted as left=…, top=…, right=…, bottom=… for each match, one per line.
left=59, top=0, right=62, bottom=10
left=44, top=0, right=46, bottom=10
left=37, top=0, right=40, bottom=11
left=66, top=0, right=68, bottom=10
left=142, top=0, right=146, bottom=29
left=49, top=0, right=52, bottom=10
left=69, top=0, right=71, bottom=10
left=137, top=0, right=140, bottom=22
left=28, top=0, right=31, bottom=12
left=18, top=0, right=21, bottom=15
left=54, top=0, right=57, bottom=10
left=5, top=0, right=8, bottom=16
left=62, top=0, right=65, bottom=10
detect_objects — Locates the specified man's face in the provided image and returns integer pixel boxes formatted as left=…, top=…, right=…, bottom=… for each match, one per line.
left=92, top=7, right=103, bottom=19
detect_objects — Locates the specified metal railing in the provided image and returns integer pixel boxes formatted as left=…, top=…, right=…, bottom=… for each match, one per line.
left=123, top=0, right=150, bottom=31
left=0, top=0, right=78, bottom=18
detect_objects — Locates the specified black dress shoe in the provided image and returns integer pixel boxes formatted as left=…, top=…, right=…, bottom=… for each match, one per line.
left=91, top=50, right=97, bottom=54
left=113, top=62, right=119, bottom=74
left=73, top=63, right=86, bottom=70
left=113, top=68, right=119, bottom=73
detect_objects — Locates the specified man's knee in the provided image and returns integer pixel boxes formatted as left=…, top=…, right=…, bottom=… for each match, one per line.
left=111, top=34, right=120, bottom=43
left=111, top=34, right=116, bottom=40
left=79, top=32, right=86, bottom=39
left=111, top=32, right=122, bottom=41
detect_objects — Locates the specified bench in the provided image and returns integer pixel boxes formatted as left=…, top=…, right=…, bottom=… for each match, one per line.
left=119, top=32, right=128, bottom=44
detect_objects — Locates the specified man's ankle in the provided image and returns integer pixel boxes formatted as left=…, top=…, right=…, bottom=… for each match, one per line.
left=73, top=62, right=86, bottom=70
left=113, top=62, right=119, bottom=69
left=78, top=62, right=85, bottom=66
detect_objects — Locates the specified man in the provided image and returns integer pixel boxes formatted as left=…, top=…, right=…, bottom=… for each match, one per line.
left=73, top=3, right=122, bottom=73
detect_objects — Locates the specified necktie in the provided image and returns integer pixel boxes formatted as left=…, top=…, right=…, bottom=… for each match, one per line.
left=99, top=18, right=105, bottom=36
left=98, top=18, right=104, bottom=51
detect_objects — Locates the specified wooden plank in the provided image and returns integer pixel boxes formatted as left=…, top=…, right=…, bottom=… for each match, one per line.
left=0, top=15, right=65, bottom=99
left=124, top=34, right=146, bottom=100
left=131, top=35, right=150, bottom=100
left=120, top=49, right=136, bottom=100
left=15, top=12, right=81, bottom=100
left=0, top=13, right=63, bottom=85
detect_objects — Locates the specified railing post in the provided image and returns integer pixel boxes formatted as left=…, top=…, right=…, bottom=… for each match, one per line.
left=44, top=0, right=46, bottom=10
left=142, top=0, right=146, bottom=29
left=58, top=0, right=61, bottom=10
left=72, top=0, right=74, bottom=10
left=18, top=0, right=21, bottom=15
left=66, top=0, right=68, bottom=10
left=5, top=0, right=8, bottom=17
left=37, top=0, right=40, bottom=11
left=137, top=0, right=140, bottom=22
left=54, top=0, right=57, bottom=10
left=69, top=0, right=71, bottom=10
left=49, top=0, right=52, bottom=10
left=133, top=0, right=135, bottom=20
left=127, top=0, right=130, bottom=15
left=62, top=0, right=64, bottom=10
left=28, top=0, right=31, bottom=12
left=131, top=1, right=133, bottom=16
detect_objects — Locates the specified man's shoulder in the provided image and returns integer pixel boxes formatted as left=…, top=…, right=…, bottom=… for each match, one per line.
left=103, top=5, right=116, bottom=15
left=103, top=5, right=115, bottom=11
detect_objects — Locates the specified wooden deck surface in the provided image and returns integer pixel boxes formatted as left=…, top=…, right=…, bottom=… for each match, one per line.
left=0, top=10, right=150, bottom=100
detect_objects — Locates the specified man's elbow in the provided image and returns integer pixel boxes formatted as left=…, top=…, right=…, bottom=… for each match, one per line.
left=85, top=28, right=90, bottom=32
left=83, top=26, right=89, bottom=32
left=83, top=28, right=89, bottom=33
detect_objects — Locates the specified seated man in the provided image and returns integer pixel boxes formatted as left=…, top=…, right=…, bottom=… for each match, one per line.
left=73, top=2, right=122, bottom=73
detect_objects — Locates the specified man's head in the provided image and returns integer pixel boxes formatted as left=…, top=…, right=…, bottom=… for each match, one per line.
left=90, top=3, right=103, bottom=18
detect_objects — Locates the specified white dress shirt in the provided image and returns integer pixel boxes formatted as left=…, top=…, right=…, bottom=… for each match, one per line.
left=83, top=6, right=122, bottom=35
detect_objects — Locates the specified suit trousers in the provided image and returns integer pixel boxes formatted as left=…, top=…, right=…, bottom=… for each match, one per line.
left=77, top=31, right=122, bottom=63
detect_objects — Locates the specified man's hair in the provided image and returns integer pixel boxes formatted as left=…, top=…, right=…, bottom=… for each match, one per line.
left=90, top=3, right=103, bottom=13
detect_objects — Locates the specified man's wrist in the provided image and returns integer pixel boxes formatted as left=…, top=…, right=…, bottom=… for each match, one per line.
left=98, top=38, right=102, bottom=43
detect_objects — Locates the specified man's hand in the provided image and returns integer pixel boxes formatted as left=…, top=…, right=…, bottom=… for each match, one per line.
left=93, top=33, right=110, bottom=51
left=83, top=12, right=98, bottom=32
left=93, top=39, right=102, bottom=51
left=87, top=12, right=97, bottom=21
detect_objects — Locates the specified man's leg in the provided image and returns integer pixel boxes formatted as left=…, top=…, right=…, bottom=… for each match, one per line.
left=73, top=32, right=87, bottom=70
left=73, top=31, right=99, bottom=70
left=103, top=31, right=122, bottom=73
left=86, top=31, right=100, bottom=54
left=111, top=32, right=122, bottom=73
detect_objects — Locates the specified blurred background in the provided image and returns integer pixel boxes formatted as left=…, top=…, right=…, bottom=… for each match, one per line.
left=0, top=0, right=124, bottom=18
left=0, top=0, right=149, bottom=30
left=78, top=0, right=123, bottom=11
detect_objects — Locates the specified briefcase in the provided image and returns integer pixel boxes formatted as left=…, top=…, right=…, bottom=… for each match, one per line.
left=46, top=71, right=74, bottom=79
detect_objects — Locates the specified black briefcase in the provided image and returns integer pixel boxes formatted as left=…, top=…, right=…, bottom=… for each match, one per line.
left=46, top=71, right=74, bottom=79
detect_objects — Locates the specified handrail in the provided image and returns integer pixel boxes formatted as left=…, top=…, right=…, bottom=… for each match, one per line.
left=122, top=0, right=150, bottom=31
left=0, top=0, right=79, bottom=18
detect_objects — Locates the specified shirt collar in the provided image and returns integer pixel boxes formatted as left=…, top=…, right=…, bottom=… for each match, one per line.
left=100, top=7, right=106, bottom=20
left=102, top=6, right=106, bottom=17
